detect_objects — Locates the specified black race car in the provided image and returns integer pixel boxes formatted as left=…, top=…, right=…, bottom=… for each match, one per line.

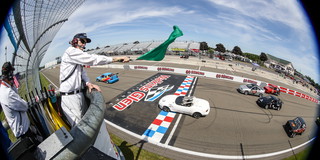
left=285, top=117, right=306, bottom=138
left=256, top=96, right=282, bottom=110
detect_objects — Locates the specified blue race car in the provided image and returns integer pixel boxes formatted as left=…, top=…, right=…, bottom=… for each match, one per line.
left=96, top=73, right=119, bottom=83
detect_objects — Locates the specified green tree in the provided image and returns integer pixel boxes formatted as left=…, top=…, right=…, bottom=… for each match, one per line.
left=200, top=42, right=209, bottom=51
left=243, top=52, right=260, bottom=62
left=260, top=52, right=268, bottom=62
left=208, top=48, right=215, bottom=58
left=231, top=46, right=243, bottom=55
left=215, top=43, right=226, bottom=53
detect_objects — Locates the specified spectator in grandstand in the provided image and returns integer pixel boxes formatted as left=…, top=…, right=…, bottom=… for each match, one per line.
left=0, top=62, right=36, bottom=139
left=60, top=33, right=130, bottom=126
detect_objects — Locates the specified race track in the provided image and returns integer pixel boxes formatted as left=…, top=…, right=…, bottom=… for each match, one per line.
left=42, top=60, right=318, bottom=160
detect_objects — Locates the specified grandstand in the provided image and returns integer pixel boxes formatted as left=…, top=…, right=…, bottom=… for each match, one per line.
left=87, top=40, right=200, bottom=56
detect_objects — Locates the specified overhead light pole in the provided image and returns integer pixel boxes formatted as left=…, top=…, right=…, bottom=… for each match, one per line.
left=5, top=46, right=7, bottom=62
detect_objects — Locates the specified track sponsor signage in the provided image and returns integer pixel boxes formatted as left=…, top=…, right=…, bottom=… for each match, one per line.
left=134, top=66, right=148, bottom=70
left=112, top=75, right=171, bottom=111
left=105, top=73, right=193, bottom=135
left=216, top=74, right=234, bottom=80
left=157, top=67, right=174, bottom=72
left=243, top=79, right=258, bottom=84
left=186, top=70, right=205, bottom=75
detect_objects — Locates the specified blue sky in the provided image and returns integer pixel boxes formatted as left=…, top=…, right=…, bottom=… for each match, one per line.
left=0, top=0, right=319, bottom=82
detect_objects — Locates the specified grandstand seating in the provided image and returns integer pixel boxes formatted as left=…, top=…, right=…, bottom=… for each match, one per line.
left=88, top=41, right=200, bottom=55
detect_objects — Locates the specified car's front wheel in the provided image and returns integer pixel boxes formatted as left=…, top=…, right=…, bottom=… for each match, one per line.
left=277, top=106, right=281, bottom=111
left=163, top=106, right=170, bottom=112
left=244, top=91, right=248, bottom=95
left=290, top=132, right=296, bottom=138
left=258, top=93, right=263, bottom=98
left=265, top=104, right=269, bottom=109
left=192, top=112, right=202, bottom=119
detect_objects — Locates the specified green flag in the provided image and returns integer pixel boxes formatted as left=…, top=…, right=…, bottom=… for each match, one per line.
left=136, top=25, right=183, bottom=61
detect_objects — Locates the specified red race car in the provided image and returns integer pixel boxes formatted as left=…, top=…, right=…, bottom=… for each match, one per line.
left=264, top=84, right=280, bottom=96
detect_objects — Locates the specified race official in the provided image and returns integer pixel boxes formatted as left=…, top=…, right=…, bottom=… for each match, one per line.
left=60, top=33, right=129, bottom=126
left=0, top=62, right=30, bottom=138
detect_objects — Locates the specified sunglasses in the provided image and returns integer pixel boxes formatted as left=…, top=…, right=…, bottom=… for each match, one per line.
left=80, top=39, right=87, bottom=44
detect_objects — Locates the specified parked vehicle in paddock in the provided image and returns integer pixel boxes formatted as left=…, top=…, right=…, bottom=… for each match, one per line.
left=237, top=83, right=265, bottom=97
left=158, top=95, right=210, bottom=119
left=256, top=96, right=283, bottom=110
left=180, top=55, right=189, bottom=59
left=285, top=117, right=306, bottom=138
left=264, top=84, right=280, bottom=95
left=96, top=73, right=119, bottom=84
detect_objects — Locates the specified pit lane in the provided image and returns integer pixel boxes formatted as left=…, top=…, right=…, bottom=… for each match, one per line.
left=41, top=61, right=318, bottom=160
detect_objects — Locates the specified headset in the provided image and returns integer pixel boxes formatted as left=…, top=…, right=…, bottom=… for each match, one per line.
left=70, top=38, right=86, bottom=50
left=2, top=62, right=15, bottom=81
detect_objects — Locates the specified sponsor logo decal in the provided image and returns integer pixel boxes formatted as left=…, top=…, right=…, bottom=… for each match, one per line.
left=145, top=85, right=174, bottom=102
left=157, top=67, right=174, bottom=72
left=243, top=79, right=257, bottom=84
left=216, top=74, right=234, bottom=80
left=112, top=75, right=171, bottom=111
left=134, top=66, right=148, bottom=70
left=186, top=70, right=205, bottom=75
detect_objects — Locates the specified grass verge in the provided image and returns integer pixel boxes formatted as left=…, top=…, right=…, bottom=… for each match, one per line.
left=282, top=146, right=311, bottom=160
left=109, top=133, right=170, bottom=160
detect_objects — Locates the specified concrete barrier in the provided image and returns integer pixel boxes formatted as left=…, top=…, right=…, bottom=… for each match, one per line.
left=53, top=90, right=105, bottom=159
left=92, top=64, right=319, bottom=104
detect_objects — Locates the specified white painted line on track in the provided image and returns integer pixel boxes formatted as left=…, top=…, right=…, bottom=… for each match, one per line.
left=105, top=119, right=315, bottom=159
left=40, top=72, right=59, bottom=89
left=165, top=76, right=198, bottom=145
left=164, top=114, right=182, bottom=145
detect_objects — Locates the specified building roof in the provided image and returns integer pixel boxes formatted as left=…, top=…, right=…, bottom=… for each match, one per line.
left=266, top=54, right=291, bottom=65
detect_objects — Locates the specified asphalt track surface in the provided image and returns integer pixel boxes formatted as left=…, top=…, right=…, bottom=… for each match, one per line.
left=42, top=59, right=318, bottom=160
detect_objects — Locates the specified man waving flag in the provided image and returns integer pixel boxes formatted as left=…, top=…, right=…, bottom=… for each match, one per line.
left=137, top=25, right=183, bottom=61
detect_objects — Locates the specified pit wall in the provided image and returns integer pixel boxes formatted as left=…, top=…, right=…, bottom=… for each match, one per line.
left=91, top=64, right=319, bottom=104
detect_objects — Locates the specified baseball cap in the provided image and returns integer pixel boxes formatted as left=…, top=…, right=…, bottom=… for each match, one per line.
left=2, top=62, right=15, bottom=76
left=73, top=33, right=91, bottom=43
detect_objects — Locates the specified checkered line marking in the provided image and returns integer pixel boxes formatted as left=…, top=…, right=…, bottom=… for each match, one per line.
left=142, top=76, right=195, bottom=142
left=174, top=76, right=194, bottom=95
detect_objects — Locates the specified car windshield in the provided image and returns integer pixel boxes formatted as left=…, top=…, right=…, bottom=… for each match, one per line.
left=293, top=117, right=302, bottom=128
left=246, top=84, right=256, bottom=88
left=175, top=96, right=184, bottom=105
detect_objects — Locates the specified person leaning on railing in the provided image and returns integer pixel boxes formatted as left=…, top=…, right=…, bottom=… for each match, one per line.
left=59, top=33, right=130, bottom=127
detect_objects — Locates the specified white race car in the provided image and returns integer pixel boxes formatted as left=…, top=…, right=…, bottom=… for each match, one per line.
left=158, top=95, right=210, bottom=119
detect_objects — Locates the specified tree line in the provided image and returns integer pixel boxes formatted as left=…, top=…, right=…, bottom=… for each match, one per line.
left=199, top=42, right=319, bottom=91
